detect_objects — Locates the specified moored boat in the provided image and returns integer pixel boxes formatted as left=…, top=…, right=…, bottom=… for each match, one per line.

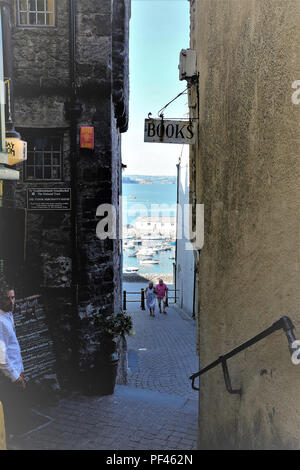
left=128, top=250, right=138, bottom=257
left=124, top=266, right=139, bottom=273
left=136, top=248, right=156, bottom=257
left=139, top=259, right=160, bottom=265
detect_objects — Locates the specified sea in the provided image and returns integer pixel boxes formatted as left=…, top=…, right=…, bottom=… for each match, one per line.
left=122, top=182, right=177, bottom=275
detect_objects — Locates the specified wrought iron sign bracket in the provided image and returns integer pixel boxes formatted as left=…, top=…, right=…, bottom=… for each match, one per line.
left=156, top=87, right=188, bottom=119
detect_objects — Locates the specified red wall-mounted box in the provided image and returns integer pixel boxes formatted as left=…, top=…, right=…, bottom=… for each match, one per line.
left=80, top=126, right=95, bottom=149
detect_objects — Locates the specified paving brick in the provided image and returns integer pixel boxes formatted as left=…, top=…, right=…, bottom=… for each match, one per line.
left=7, top=302, right=198, bottom=451
left=126, top=302, right=198, bottom=400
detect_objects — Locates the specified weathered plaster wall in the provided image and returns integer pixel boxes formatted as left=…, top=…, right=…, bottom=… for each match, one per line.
left=190, top=0, right=300, bottom=449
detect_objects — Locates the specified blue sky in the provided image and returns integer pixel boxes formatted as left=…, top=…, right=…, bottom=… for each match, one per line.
left=122, top=0, right=190, bottom=176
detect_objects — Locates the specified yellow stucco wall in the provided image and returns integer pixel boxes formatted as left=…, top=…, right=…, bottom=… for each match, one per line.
left=190, top=0, right=300, bottom=449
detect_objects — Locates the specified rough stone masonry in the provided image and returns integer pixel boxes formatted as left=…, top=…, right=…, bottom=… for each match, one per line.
left=5, top=0, right=130, bottom=391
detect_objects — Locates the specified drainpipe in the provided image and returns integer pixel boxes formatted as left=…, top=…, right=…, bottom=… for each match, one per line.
left=1, top=1, right=19, bottom=210
left=68, top=0, right=82, bottom=388
left=175, top=162, right=180, bottom=303
left=192, top=259, right=196, bottom=318
left=0, top=1, right=18, bottom=279
left=70, top=0, right=78, bottom=291
left=1, top=1, right=17, bottom=136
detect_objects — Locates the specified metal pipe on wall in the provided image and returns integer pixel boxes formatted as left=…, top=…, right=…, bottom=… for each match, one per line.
left=0, top=2, right=18, bottom=213
left=69, top=0, right=81, bottom=387
left=174, top=162, right=180, bottom=304
left=1, top=1, right=14, bottom=132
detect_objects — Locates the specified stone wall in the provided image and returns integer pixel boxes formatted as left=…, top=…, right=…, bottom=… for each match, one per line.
left=190, top=0, right=300, bottom=449
left=8, top=0, right=130, bottom=390
left=12, top=0, right=70, bottom=93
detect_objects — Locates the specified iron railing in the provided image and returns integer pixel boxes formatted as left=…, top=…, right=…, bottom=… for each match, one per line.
left=123, top=289, right=179, bottom=311
left=190, top=316, right=298, bottom=395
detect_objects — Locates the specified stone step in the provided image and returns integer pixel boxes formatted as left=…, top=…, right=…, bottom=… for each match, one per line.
left=114, top=385, right=198, bottom=414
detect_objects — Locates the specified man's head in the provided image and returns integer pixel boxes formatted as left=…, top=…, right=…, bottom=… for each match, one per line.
left=149, top=281, right=153, bottom=289
left=0, top=280, right=15, bottom=312
left=159, top=279, right=164, bottom=286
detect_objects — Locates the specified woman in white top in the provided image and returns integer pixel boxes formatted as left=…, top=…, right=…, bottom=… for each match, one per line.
left=145, top=282, right=157, bottom=317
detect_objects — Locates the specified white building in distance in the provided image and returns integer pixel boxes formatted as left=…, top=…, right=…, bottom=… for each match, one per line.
left=134, top=216, right=176, bottom=239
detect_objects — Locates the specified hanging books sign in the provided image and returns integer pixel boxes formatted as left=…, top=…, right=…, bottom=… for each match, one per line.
left=144, top=119, right=196, bottom=144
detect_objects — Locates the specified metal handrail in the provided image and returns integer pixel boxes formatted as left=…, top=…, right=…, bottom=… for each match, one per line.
left=190, top=316, right=298, bottom=395
left=123, top=288, right=180, bottom=311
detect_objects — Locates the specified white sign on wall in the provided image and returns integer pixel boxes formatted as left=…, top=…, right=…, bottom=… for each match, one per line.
left=144, top=119, right=196, bottom=144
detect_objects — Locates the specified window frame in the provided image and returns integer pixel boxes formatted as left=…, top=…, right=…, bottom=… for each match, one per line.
left=16, top=0, right=56, bottom=28
left=18, top=129, right=64, bottom=182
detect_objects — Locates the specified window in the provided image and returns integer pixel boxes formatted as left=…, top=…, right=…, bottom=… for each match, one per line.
left=17, top=0, right=55, bottom=27
left=21, top=130, right=63, bottom=181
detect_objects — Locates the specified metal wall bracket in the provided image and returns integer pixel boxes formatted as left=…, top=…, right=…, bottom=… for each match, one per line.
left=190, top=316, right=298, bottom=396
left=220, top=357, right=242, bottom=395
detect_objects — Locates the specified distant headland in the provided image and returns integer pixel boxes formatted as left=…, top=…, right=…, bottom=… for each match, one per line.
left=122, top=175, right=176, bottom=185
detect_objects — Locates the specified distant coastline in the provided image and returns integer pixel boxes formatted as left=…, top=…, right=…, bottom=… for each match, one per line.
left=123, top=175, right=176, bottom=185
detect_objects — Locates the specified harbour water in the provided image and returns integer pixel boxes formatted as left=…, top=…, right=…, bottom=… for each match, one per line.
left=122, top=182, right=177, bottom=275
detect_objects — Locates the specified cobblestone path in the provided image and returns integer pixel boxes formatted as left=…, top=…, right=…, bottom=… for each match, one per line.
left=126, top=304, right=198, bottom=400
left=8, top=284, right=199, bottom=450
left=10, top=387, right=198, bottom=450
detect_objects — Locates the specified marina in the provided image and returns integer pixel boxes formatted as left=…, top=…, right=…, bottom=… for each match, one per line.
left=122, top=183, right=177, bottom=276
left=123, top=238, right=176, bottom=275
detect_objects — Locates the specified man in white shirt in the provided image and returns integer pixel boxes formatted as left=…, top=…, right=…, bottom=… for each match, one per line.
left=0, top=282, right=26, bottom=435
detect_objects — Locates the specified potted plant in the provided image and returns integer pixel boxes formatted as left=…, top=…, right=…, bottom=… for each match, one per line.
left=94, top=311, right=134, bottom=395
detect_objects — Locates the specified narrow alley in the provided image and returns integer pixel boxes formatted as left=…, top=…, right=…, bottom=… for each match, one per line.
left=1, top=0, right=298, bottom=453
left=8, top=293, right=198, bottom=450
